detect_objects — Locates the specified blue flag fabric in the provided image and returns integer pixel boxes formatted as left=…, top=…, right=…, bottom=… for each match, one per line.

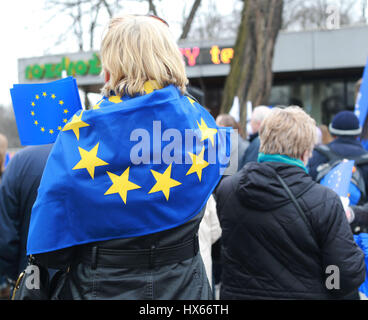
left=355, top=57, right=368, bottom=149
left=355, top=58, right=368, bottom=128
left=10, top=77, right=82, bottom=145
left=4, top=152, right=10, bottom=168
left=320, top=160, right=355, bottom=198
left=354, top=233, right=368, bottom=296
left=27, top=84, right=231, bottom=254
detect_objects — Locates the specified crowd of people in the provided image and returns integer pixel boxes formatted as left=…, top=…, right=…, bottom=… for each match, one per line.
left=0, top=14, right=367, bottom=300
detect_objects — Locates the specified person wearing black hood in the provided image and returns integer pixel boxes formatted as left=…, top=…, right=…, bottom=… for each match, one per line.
left=215, top=106, right=365, bottom=300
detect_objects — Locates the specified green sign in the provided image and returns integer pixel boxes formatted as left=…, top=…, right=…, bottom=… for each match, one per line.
left=25, top=53, right=101, bottom=80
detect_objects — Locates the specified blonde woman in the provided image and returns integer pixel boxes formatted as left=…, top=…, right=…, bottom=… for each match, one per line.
left=22, top=15, right=227, bottom=300
left=215, top=107, right=365, bottom=300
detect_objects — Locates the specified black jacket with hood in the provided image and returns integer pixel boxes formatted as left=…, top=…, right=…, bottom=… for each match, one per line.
left=215, top=161, right=365, bottom=300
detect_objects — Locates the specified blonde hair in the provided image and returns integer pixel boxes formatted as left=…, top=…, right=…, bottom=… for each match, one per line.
left=259, top=106, right=317, bottom=159
left=100, top=15, right=188, bottom=97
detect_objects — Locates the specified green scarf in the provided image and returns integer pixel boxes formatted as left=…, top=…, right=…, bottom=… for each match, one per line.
left=258, top=153, right=308, bottom=174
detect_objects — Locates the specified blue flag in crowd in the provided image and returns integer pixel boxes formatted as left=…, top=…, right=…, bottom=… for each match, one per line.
left=320, top=160, right=355, bottom=198
left=4, top=152, right=10, bottom=168
left=27, top=83, right=231, bottom=254
left=10, top=77, right=82, bottom=145
left=355, top=57, right=368, bottom=150
left=354, top=233, right=368, bottom=296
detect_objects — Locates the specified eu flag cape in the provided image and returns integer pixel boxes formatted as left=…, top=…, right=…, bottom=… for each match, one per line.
left=27, top=85, right=230, bottom=254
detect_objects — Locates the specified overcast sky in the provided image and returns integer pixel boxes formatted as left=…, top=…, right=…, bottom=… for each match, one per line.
left=0, top=1, right=46, bottom=106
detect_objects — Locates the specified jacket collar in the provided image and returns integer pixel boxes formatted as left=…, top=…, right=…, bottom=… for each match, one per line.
left=258, top=153, right=308, bottom=174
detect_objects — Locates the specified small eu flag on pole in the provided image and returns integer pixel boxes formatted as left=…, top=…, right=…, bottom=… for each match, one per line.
left=10, top=77, right=82, bottom=145
left=320, top=159, right=355, bottom=198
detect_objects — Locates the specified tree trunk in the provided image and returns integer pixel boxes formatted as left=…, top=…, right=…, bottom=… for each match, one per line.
left=220, top=0, right=283, bottom=126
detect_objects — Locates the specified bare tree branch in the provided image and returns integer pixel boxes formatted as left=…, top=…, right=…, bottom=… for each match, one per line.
left=89, top=0, right=103, bottom=49
left=101, top=0, right=113, bottom=18
left=147, top=0, right=158, bottom=15
left=179, top=0, right=202, bottom=40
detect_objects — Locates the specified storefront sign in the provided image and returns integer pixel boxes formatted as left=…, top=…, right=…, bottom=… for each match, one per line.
left=23, top=45, right=235, bottom=81
left=25, top=53, right=101, bottom=80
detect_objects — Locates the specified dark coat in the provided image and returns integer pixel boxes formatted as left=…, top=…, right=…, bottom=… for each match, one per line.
left=351, top=202, right=368, bottom=232
left=215, top=161, right=365, bottom=300
left=240, top=133, right=260, bottom=166
left=34, top=210, right=212, bottom=300
left=0, top=145, right=52, bottom=281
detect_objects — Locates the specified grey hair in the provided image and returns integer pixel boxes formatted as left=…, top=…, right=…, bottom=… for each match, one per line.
left=251, top=106, right=272, bottom=123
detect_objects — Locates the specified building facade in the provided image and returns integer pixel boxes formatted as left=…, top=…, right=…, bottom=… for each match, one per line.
left=18, top=25, right=368, bottom=125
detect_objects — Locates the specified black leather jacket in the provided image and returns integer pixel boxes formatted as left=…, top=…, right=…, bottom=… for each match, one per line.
left=34, top=209, right=212, bottom=300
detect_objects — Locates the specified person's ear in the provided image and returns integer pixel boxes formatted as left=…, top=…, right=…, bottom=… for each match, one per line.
left=301, top=150, right=311, bottom=166
left=104, top=71, right=110, bottom=83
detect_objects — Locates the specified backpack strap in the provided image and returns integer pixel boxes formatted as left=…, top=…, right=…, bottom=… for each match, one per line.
left=316, top=145, right=368, bottom=167
left=314, top=145, right=341, bottom=162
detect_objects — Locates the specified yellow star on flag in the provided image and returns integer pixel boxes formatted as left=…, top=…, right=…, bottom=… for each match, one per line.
left=31, top=102, right=35, bottom=107
left=59, top=100, right=64, bottom=105
left=92, top=99, right=103, bottom=110
left=108, top=96, right=122, bottom=104
left=104, top=167, right=141, bottom=204
left=149, top=164, right=181, bottom=201
left=42, top=92, right=47, bottom=97
left=62, top=111, right=90, bottom=140
left=187, top=97, right=196, bottom=107
left=197, top=118, right=218, bottom=146
left=64, top=109, right=69, bottom=114
left=49, top=129, right=54, bottom=134
left=31, top=111, right=35, bottom=116
left=34, top=120, right=38, bottom=125
left=143, top=80, right=162, bottom=94
left=186, top=147, right=209, bottom=182
left=35, top=95, right=40, bottom=100
left=51, top=94, right=56, bottom=99
left=41, top=127, right=45, bottom=132
left=72, top=142, right=109, bottom=179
